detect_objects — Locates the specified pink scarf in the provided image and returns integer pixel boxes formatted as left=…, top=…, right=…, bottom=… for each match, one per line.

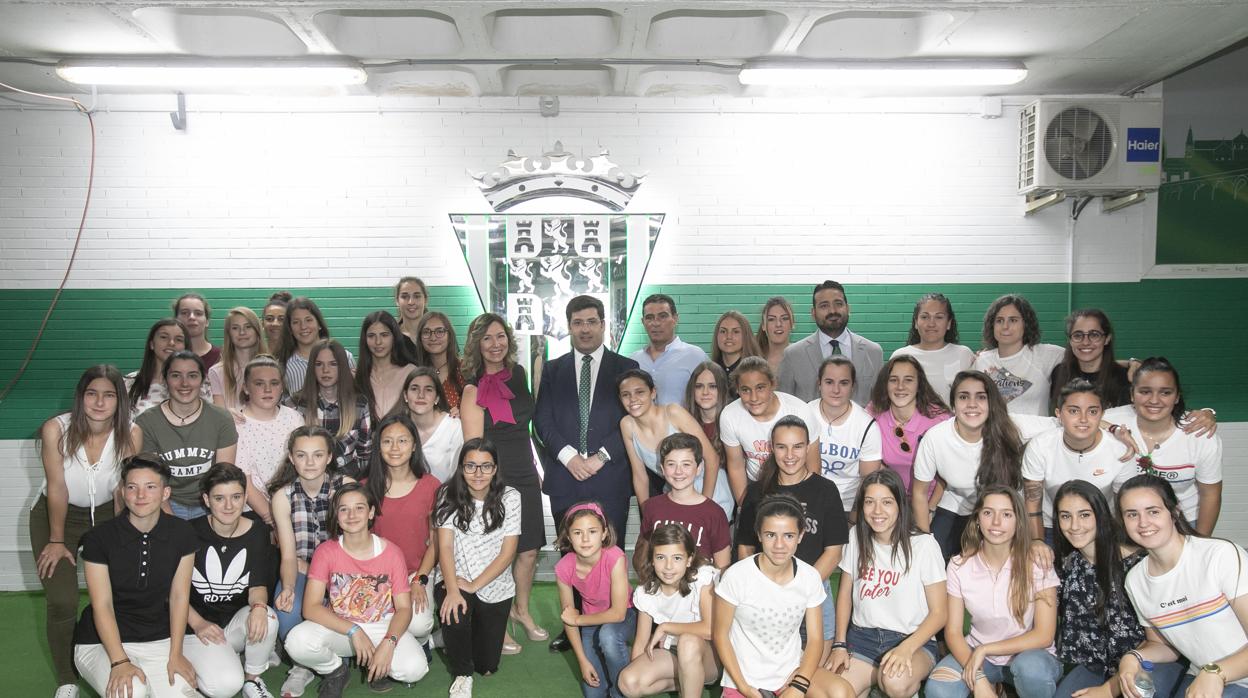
left=476, top=367, right=516, bottom=425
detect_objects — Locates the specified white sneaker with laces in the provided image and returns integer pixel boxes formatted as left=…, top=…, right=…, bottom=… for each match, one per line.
left=53, top=685, right=79, bottom=698
left=243, top=677, right=276, bottom=698
left=280, top=665, right=316, bottom=698
left=449, top=675, right=474, bottom=698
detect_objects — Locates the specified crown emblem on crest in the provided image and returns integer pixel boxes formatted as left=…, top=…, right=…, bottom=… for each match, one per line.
left=469, top=141, right=646, bottom=212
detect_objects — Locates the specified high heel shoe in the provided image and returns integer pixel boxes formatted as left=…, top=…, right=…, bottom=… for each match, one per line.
left=509, top=611, right=550, bottom=642
left=501, top=626, right=523, bottom=655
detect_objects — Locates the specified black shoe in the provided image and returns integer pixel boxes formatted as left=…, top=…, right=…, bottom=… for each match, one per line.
left=548, top=631, right=571, bottom=653
left=368, top=675, right=395, bottom=694
left=318, top=661, right=352, bottom=698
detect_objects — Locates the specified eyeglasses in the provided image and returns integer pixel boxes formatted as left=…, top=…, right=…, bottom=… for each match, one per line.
left=463, top=462, right=497, bottom=474
left=1070, top=330, right=1106, bottom=342
left=894, top=425, right=912, bottom=453
left=421, top=327, right=448, bottom=339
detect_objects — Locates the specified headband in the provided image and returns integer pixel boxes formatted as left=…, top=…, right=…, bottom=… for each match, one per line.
left=565, top=501, right=604, bottom=520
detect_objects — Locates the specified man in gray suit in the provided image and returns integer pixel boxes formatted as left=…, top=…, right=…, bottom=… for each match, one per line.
left=778, top=280, right=883, bottom=405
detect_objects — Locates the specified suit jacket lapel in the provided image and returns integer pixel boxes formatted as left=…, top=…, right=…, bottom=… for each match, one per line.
left=591, top=350, right=614, bottom=406
left=804, top=334, right=824, bottom=374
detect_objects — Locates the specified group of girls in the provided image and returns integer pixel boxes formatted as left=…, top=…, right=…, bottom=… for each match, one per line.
left=33, top=280, right=1242, bottom=698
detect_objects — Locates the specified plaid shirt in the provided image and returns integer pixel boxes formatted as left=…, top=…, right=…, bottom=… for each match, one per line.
left=284, top=473, right=345, bottom=563
left=288, top=395, right=372, bottom=480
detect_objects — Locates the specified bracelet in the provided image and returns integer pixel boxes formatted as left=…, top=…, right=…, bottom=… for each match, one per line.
left=110, top=657, right=131, bottom=669
left=250, top=603, right=268, bottom=612
left=47, top=540, right=65, bottom=544
left=975, top=671, right=988, bottom=683
left=386, top=635, right=399, bottom=647
left=346, top=624, right=362, bottom=638
left=830, top=641, right=848, bottom=650
left=787, top=680, right=810, bottom=694
left=1127, top=650, right=1146, bottom=666
left=791, top=674, right=810, bottom=685
left=1108, top=424, right=1120, bottom=434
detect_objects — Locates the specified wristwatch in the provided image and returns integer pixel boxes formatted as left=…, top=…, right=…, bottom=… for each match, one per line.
left=596, top=447, right=611, bottom=463
left=418, top=574, right=429, bottom=586
left=1200, top=663, right=1225, bottom=683
left=386, top=635, right=399, bottom=647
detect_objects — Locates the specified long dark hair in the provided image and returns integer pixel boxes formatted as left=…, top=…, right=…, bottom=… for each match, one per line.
left=756, top=415, right=810, bottom=496
left=414, top=311, right=463, bottom=386
left=638, top=523, right=709, bottom=596
left=389, top=366, right=451, bottom=417
left=853, top=468, right=917, bottom=577
left=434, top=437, right=507, bottom=533
left=277, top=297, right=331, bottom=366
left=267, top=425, right=336, bottom=497
left=1115, top=473, right=1201, bottom=539
left=867, top=355, right=948, bottom=418
left=295, top=339, right=362, bottom=440
left=364, top=413, right=429, bottom=513
left=356, top=310, right=417, bottom=418
left=1053, top=480, right=1128, bottom=624
left=982, top=294, right=1042, bottom=350
left=59, top=364, right=134, bottom=464
left=907, top=292, right=960, bottom=346
left=951, top=371, right=1023, bottom=491
left=1131, top=357, right=1188, bottom=424
left=128, top=318, right=189, bottom=405
left=1050, top=309, right=1128, bottom=411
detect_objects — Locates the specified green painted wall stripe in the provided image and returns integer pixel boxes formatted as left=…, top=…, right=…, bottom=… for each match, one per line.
left=1, top=279, right=1245, bottom=440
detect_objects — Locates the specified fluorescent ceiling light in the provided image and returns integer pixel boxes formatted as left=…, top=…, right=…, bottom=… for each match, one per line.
left=56, top=58, right=368, bottom=87
left=739, top=60, right=1027, bottom=87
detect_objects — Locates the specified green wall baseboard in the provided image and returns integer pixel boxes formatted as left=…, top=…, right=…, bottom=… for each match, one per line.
left=1, top=279, right=1244, bottom=440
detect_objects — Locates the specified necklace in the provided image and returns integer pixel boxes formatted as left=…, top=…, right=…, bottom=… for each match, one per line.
left=821, top=401, right=852, bottom=424
left=165, top=399, right=203, bottom=425
left=209, top=516, right=241, bottom=539
left=433, top=360, right=447, bottom=377
left=1062, top=435, right=1094, bottom=461
left=890, top=405, right=913, bottom=428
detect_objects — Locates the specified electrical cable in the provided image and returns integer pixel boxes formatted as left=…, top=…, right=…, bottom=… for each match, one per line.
left=0, top=81, right=95, bottom=403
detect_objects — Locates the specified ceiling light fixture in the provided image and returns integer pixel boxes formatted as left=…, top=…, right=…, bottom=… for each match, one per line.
left=55, top=57, right=368, bottom=87
left=739, top=59, right=1027, bottom=87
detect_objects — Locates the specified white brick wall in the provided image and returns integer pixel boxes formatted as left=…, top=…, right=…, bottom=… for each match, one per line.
left=1, top=94, right=1152, bottom=290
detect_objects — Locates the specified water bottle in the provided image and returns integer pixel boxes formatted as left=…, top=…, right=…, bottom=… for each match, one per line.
left=1134, top=659, right=1156, bottom=698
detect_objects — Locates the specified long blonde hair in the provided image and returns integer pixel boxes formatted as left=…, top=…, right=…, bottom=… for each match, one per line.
left=956, top=485, right=1040, bottom=625
left=220, top=306, right=267, bottom=401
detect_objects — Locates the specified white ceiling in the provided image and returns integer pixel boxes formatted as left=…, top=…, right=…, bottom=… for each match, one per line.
left=0, top=0, right=1246, bottom=98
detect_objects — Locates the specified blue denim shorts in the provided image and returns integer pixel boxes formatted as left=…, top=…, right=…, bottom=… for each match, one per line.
left=845, top=623, right=938, bottom=667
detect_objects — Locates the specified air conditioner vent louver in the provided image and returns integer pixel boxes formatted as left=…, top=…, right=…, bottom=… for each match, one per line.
left=1018, top=103, right=1038, bottom=190
left=1044, top=107, right=1113, bottom=180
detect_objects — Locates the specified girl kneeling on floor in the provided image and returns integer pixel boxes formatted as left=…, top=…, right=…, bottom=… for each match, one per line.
left=924, top=485, right=1061, bottom=698
left=619, top=523, right=721, bottom=698
left=284, top=483, right=428, bottom=697
left=714, top=493, right=846, bottom=698
left=556, top=501, right=636, bottom=698
left=826, top=468, right=947, bottom=698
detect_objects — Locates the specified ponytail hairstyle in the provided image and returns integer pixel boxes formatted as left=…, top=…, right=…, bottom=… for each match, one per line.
left=638, top=523, right=709, bottom=596
left=753, top=492, right=807, bottom=537
left=239, top=354, right=283, bottom=404
left=129, top=318, right=189, bottom=405
left=957, top=485, right=1038, bottom=625
left=161, top=349, right=206, bottom=386
left=61, top=365, right=134, bottom=463
left=1131, top=357, right=1187, bottom=424
left=296, top=339, right=361, bottom=440
left=852, top=468, right=916, bottom=577
left=1053, top=480, right=1127, bottom=624
left=434, top=437, right=508, bottom=534
left=756, top=415, right=810, bottom=496
left=1115, top=473, right=1200, bottom=539
left=907, top=292, right=960, bottom=346
left=950, top=371, right=1023, bottom=491
left=1050, top=308, right=1126, bottom=410
left=868, top=354, right=949, bottom=418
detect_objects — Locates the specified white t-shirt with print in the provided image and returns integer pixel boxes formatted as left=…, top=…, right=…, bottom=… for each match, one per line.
left=809, top=400, right=883, bottom=511
left=839, top=531, right=946, bottom=636
left=632, top=563, right=717, bottom=625
left=1021, top=428, right=1132, bottom=528
left=1104, top=405, right=1223, bottom=524
left=891, top=344, right=975, bottom=403
left=435, top=487, right=521, bottom=603
left=911, top=419, right=983, bottom=515
left=973, top=344, right=1065, bottom=416
left=719, top=392, right=817, bottom=481
left=716, top=555, right=826, bottom=691
left=1126, top=536, right=1248, bottom=687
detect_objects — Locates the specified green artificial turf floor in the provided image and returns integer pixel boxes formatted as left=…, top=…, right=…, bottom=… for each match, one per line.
left=9, top=583, right=725, bottom=697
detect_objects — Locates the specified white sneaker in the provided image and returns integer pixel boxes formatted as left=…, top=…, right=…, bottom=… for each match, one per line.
left=449, top=675, right=474, bottom=698
left=243, top=677, right=276, bottom=698
left=280, top=665, right=316, bottom=698
left=54, top=686, right=79, bottom=698
left=267, top=649, right=282, bottom=670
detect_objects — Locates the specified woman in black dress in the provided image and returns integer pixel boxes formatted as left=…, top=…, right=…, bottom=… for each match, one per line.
left=460, top=312, right=548, bottom=654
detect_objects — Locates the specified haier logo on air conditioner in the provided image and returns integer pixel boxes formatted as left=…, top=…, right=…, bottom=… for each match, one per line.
left=1126, top=128, right=1162, bottom=162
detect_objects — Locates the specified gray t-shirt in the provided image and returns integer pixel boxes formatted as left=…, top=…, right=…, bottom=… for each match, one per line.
left=136, top=402, right=238, bottom=506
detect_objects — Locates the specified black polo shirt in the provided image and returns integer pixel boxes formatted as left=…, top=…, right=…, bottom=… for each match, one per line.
left=74, top=512, right=200, bottom=645
left=190, top=516, right=275, bottom=627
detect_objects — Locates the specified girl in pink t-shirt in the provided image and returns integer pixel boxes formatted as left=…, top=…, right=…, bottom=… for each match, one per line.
left=555, top=501, right=635, bottom=698
left=925, top=486, right=1060, bottom=698
left=867, top=355, right=950, bottom=492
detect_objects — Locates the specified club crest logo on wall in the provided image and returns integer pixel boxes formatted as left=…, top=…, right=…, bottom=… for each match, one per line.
left=450, top=142, right=663, bottom=361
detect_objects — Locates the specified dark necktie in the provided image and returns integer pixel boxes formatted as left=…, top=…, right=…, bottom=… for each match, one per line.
left=579, top=354, right=592, bottom=453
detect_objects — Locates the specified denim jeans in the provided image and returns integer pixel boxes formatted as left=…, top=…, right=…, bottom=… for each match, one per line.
left=169, top=500, right=208, bottom=520
left=926, top=648, right=1062, bottom=698
left=846, top=624, right=938, bottom=666
left=1057, top=662, right=1186, bottom=698
left=275, top=571, right=307, bottom=641
left=1177, top=674, right=1248, bottom=698
left=820, top=578, right=836, bottom=640
left=578, top=607, right=637, bottom=698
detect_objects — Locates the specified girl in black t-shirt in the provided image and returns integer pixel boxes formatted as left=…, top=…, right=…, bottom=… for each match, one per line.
left=73, top=455, right=200, bottom=698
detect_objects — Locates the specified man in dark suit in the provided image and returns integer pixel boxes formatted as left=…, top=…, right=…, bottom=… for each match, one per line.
left=535, top=295, right=638, bottom=652
left=535, top=294, right=639, bottom=542
left=779, top=280, right=883, bottom=405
